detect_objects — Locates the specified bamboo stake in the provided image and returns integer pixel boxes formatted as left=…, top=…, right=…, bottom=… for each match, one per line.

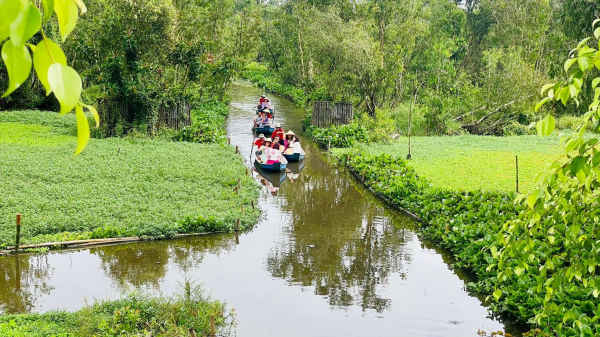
left=235, top=231, right=240, bottom=245
left=15, top=214, right=21, bottom=252
left=189, top=329, right=197, bottom=337
left=118, top=147, right=121, bottom=155
left=235, top=145, right=239, bottom=154
left=228, top=138, right=231, bottom=145
left=210, top=314, right=216, bottom=337
left=236, top=218, right=240, bottom=232
left=515, top=155, right=519, bottom=193
left=251, top=200, right=255, bottom=209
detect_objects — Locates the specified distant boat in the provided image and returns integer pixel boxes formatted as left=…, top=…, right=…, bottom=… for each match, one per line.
left=282, top=153, right=304, bottom=162
left=254, top=159, right=286, bottom=172
left=253, top=125, right=275, bottom=133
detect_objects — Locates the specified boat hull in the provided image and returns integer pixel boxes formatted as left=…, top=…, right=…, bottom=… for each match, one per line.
left=254, top=159, right=286, bottom=172
left=282, top=153, right=304, bottom=162
left=252, top=126, right=275, bottom=133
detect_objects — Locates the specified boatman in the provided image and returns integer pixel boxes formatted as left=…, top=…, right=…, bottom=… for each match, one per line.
left=254, top=134, right=266, bottom=147
left=272, top=124, right=285, bottom=144
left=258, top=95, right=266, bottom=110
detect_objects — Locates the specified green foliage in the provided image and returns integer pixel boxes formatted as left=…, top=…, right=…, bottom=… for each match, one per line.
left=503, top=121, right=536, bottom=136
left=241, top=62, right=308, bottom=107
left=305, top=123, right=370, bottom=148
left=174, top=100, right=229, bottom=144
left=556, top=115, right=584, bottom=130
left=489, top=23, right=600, bottom=336
left=0, top=0, right=92, bottom=153
left=0, top=289, right=235, bottom=336
left=0, top=111, right=260, bottom=248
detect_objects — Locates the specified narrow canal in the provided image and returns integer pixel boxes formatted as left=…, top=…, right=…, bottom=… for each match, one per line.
left=0, top=81, right=518, bottom=336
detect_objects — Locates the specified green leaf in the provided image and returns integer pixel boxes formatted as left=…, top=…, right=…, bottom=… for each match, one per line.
left=595, top=27, right=600, bottom=39
left=33, top=38, right=67, bottom=95
left=85, top=104, right=100, bottom=127
left=74, top=105, right=89, bottom=155
left=578, top=57, right=590, bottom=71
left=9, top=3, right=41, bottom=47
left=41, top=0, right=54, bottom=22
left=527, top=193, right=538, bottom=209
left=594, top=19, right=600, bottom=28
left=493, top=288, right=502, bottom=301
left=540, top=83, right=554, bottom=96
left=592, top=78, right=600, bottom=89
left=0, top=0, right=23, bottom=42
left=47, top=63, right=82, bottom=114
left=54, top=0, right=78, bottom=42
left=560, top=87, right=570, bottom=106
left=578, top=37, right=592, bottom=49
left=537, top=115, right=555, bottom=137
left=72, top=0, right=87, bottom=14
left=1, top=39, right=31, bottom=97
left=535, top=97, right=550, bottom=112
left=565, top=58, right=577, bottom=73
left=570, top=156, right=584, bottom=176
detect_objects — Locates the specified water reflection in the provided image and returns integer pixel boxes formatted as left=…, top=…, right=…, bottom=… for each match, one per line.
left=92, top=235, right=237, bottom=289
left=0, top=254, right=53, bottom=314
left=266, top=147, right=414, bottom=313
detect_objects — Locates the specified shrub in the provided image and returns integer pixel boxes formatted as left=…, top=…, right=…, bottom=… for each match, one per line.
left=556, top=115, right=583, bottom=130
left=503, top=121, right=534, bottom=136
left=174, top=100, right=229, bottom=144
left=305, top=123, right=370, bottom=148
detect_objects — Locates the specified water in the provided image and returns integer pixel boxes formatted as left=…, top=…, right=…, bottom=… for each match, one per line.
left=0, top=81, right=518, bottom=336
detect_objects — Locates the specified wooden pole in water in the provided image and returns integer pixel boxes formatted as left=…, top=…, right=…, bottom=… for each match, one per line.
left=15, top=214, right=21, bottom=252
left=515, top=155, right=519, bottom=193
left=235, top=231, right=240, bottom=245
left=235, top=145, right=239, bottom=154
left=210, top=314, right=216, bottom=336
left=236, top=218, right=240, bottom=232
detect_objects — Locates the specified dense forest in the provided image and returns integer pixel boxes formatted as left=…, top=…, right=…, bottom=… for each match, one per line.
left=2, top=0, right=599, bottom=137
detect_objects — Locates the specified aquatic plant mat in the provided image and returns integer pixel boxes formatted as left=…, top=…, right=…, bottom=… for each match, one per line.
left=0, top=110, right=260, bottom=249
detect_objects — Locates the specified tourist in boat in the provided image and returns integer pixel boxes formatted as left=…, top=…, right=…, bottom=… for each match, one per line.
left=258, top=138, right=279, bottom=163
left=271, top=136, right=286, bottom=151
left=283, top=130, right=305, bottom=156
left=272, top=124, right=285, bottom=142
left=259, top=98, right=272, bottom=112
left=254, top=112, right=269, bottom=128
left=258, top=95, right=266, bottom=109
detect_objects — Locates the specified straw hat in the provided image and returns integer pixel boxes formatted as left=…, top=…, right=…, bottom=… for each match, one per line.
left=285, top=130, right=295, bottom=136
left=264, top=137, right=273, bottom=143
left=261, top=95, right=265, bottom=98
left=258, top=134, right=265, bottom=138
left=275, top=123, right=282, bottom=128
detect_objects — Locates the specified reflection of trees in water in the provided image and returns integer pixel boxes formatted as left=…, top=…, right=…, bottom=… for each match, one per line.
left=267, top=152, right=415, bottom=313
left=0, top=254, right=54, bottom=314
left=92, top=235, right=237, bottom=288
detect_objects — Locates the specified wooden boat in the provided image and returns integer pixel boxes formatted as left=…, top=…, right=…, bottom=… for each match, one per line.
left=252, top=125, right=275, bottom=133
left=254, top=159, right=286, bottom=172
left=282, top=152, right=305, bottom=162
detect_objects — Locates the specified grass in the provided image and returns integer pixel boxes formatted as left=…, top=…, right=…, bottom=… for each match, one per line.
left=0, top=110, right=260, bottom=248
left=0, top=288, right=235, bottom=336
left=333, top=134, right=564, bottom=193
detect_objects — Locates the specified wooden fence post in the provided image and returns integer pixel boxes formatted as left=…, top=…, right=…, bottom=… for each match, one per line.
left=210, top=314, right=216, bottom=337
left=516, top=155, right=519, bottom=193
left=236, top=218, right=240, bottom=232
left=15, top=214, right=21, bottom=252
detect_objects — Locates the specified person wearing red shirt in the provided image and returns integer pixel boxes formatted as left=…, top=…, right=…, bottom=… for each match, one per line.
left=254, top=134, right=266, bottom=147
left=272, top=124, right=285, bottom=143
left=258, top=95, right=266, bottom=109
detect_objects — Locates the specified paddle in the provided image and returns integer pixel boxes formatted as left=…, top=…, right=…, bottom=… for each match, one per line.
left=249, top=135, right=255, bottom=164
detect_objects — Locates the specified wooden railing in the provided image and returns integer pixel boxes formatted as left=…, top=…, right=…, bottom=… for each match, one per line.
left=311, top=101, right=353, bottom=128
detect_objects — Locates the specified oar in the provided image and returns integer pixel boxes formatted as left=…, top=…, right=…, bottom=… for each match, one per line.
left=249, top=135, right=255, bottom=164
